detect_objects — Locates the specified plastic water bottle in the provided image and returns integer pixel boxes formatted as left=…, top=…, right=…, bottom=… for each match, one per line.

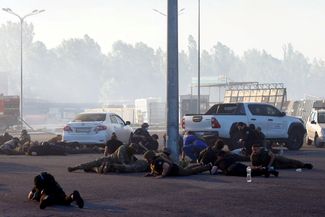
left=246, top=166, right=252, bottom=183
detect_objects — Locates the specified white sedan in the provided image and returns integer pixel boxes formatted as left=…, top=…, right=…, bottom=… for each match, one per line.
left=62, top=112, right=133, bottom=145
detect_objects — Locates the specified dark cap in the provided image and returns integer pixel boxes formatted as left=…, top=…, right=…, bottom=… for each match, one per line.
left=141, top=123, right=149, bottom=128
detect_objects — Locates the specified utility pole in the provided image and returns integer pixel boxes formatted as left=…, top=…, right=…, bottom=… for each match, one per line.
left=197, top=0, right=201, bottom=114
left=166, top=0, right=179, bottom=163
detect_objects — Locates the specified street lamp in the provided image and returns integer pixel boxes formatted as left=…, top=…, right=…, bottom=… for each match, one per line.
left=152, top=8, right=185, bottom=17
left=2, top=8, right=45, bottom=129
left=197, top=0, right=201, bottom=114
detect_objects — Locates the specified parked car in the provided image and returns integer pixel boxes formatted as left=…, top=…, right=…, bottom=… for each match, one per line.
left=182, top=102, right=306, bottom=150
left=305, top=109, right=325, bottom=147
left=62, top=112, right=133, bottom=146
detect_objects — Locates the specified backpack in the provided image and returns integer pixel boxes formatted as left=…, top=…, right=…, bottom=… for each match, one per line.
left=198, top=147, right=217, bottom=165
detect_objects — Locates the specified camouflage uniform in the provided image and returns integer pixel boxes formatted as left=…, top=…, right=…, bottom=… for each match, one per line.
left=68, top=145, right=148, bottom=173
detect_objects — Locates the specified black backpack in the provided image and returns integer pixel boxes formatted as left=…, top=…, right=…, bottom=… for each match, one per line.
left=198, top=147, right=217, bottom=165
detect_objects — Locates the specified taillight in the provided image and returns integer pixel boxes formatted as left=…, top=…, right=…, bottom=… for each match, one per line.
left=211, top=117, right=221, bottom=128
left=63, top=125, right=72, bottom=132
left=95, top=125, right=107, bottom=132
left=181, top=118, right=185, bottom=129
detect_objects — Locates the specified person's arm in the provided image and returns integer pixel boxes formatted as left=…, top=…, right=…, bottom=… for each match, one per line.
left=28, top=187, right=37, bottom=200
left=144, top=163, right=156, bottom=177
left=250, top=155, right=263, bottom=170
left=156, top=162, right=171, bottom=178
left=181, top=150, right=186, bottom=161
left=160, top=154, right=173, bottom=165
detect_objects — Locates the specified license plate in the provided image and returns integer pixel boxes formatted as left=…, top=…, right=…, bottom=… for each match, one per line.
left=75, top=128, right=91, bottom=133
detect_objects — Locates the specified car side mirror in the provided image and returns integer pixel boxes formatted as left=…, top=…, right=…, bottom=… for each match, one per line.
left=281, top=112, right=286, bottom=116
left=125, top=121, right=131, bottom=125
left=311, top=120, right=316, bottom=124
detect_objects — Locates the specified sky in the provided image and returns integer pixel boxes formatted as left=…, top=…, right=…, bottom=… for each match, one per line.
left=1, top=0, right=325, bottom=60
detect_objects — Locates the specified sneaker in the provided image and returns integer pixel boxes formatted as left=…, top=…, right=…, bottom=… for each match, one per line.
left=271, top=170, right=279, bottom=177
left=72, top=190, right=84, bottom=208
left=207, top=163, right=213, bottom=175
left=210, top=166, right=218, bottom=175
left=264, top=171, right=270, bottom=178
left=67, top=167, right=74, bottom=172
left=39, top=194, right=50, bottom=209
left=303, top=163, right=313, bottom=169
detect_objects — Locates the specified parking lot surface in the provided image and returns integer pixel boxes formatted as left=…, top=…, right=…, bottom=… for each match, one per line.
left=1, top=145, right=325, bottom=217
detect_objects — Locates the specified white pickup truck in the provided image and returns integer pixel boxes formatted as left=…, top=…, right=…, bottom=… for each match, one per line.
left=181, top=102, right=306, bottom=150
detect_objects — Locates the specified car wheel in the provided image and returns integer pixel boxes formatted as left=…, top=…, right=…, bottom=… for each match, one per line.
left=314, top=134, right=324, bottom=148
left=286, top=129, right=304, bottom=150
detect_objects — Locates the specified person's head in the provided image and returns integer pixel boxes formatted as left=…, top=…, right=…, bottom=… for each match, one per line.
left=249, top=124, right=255, bottom=130
left=251, top=144, right=262, bottom=155
left=185, top=130, right=195, bottom=136
left=21, top=129, right=28, bottom=135
left=127, top=144, right=136, bottom=155
left=143, top=150, right=156, bottom=162
left=111, top=132, right=117, bottom=140
left=34, top=172, right=47, bottom=190
left=152, top=134, right=159, bottom=141
left=213, top=139, right=225, bottom=151
left=216, top=150, right=227, bottom=160
left=141, top=123, right=149, bottom=130
left=256, top=127, right=262, bottom=132
left=57, top=134, right=62, bottom=140
left=237, top=122, right=246, bottom=130
left=12, top=137, right=20, bottom=144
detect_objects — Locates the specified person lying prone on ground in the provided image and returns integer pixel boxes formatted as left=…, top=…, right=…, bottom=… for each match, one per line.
left=68, top=144, right=148, bottom=174
left=143, top=150, right=212, bottom=178
left=250, top=144, right=313, bottom=170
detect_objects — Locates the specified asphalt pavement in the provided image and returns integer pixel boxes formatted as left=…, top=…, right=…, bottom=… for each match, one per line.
left=1, top=145, right=325, bottom=217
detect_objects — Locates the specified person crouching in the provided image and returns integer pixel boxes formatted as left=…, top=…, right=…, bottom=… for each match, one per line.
left=28, top=172, right=84, bottom=209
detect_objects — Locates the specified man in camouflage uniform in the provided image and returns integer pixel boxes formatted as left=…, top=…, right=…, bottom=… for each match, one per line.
left=143, top=150, right=212, bottom=178
left=67, top=144, right=148, bottom=173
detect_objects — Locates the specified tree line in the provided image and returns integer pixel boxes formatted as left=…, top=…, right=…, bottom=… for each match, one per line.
left=0, top=21, right=324, bottom=105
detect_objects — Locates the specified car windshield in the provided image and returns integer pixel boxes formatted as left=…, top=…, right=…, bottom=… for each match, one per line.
left=318, top=112, right=325, bottom=123
left=72, top=113, right=106, bottom=122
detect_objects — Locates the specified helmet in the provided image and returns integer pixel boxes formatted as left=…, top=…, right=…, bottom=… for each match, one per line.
left=34, top=174, right=45, bottom=189
left=143, top=150, right=156, bottom=161
left=141, top=123, right=149, bottom=129
left=152, top=134, right=159, bottom=140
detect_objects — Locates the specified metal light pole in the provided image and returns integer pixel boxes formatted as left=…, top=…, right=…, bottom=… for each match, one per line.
left=197, top=0, right=201, bottom=114
left=2, top=8, right=45, bottom=129
left=166, top=0, right=179, bottom=163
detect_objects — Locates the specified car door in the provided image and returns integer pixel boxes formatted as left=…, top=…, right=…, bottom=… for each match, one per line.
left=306, top=112, right=316, bottom=139
left=111, top=115, right=130, bottom=144
left=247, top=104, right=270, bottom=136
left=263, top=104, right=287, bottom=138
